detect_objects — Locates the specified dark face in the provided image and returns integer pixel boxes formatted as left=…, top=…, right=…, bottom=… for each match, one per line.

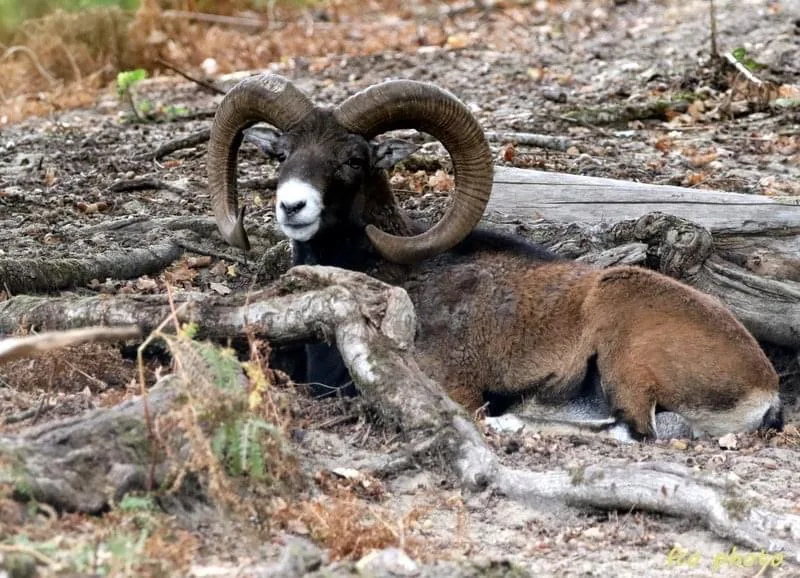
left=248, top=111, right=418, bottom=243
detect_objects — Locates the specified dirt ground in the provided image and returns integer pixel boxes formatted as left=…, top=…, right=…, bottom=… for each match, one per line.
left=1, top=0, right=800, bottom=576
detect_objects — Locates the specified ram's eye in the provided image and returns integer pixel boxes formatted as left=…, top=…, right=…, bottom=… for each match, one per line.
left=345, top=158, right=365, bottom=170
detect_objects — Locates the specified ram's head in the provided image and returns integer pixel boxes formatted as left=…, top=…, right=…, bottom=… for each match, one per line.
left=206, top=74, right=493, bottom=264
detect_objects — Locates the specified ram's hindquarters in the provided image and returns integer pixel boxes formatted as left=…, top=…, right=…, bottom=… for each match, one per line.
left=586, top=266, right=781, bottom=439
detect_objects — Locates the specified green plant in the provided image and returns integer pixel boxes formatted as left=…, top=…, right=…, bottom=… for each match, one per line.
left=118, top=494, right=156, bottom=512
left=731, top=47, right=765, bottom=72
left=211, top=417, right=289, bottom=481
left=116, top=68, right=148, bottom=122
left=116, top=68, right=190, bottom=123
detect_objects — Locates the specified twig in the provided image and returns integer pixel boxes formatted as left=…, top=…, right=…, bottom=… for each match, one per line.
left=318, top=414, right=358, bottom=429
left=485, top=130, right=571, bottom=151
left=0, top=46, right=56, bottom=86
left=156, top=57, right=225, bottom=95
left=709, top=0, right=718, bottom=58
left=31, top=394, right=52, bottom=426
left=124, top=88, right=143, bottom=123
left=0, top=544, right=57, bottom=567
left=134, top=129, right=211, bottom=162
left=174, top=239, right=249, bottom=266
left=723, top=52, right=764, bottom=86
left=137, top=301, right=191, bottom=491
left=56, top=37, right=81, bottom=82
left=106, top=177, right=187, bottom=194
left=0, top=327, right=140, bottom=364
left=4, top=406, right=38, bottom=424
left=161, top=9, right=266, bottom=29
left=4, top=397, right=57, bottom=426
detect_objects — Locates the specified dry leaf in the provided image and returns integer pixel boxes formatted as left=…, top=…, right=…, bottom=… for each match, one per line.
left=653, top=137, right=674, bottom=153
left=165, top=263, right=198, bottom=284
left=688, top=151, right=718, bottom=168
left=428, top=170, right=454, bottom=192
left=210, top=282, right=232, bottom=295
left=501, top=143, right=516, bottom=162
left=446, top=34, right=467, bottom=50
left=136, top=276, right=158, bottom=291
left=684, top=172, right=706, bottom=186
left=718, top=433, right=738, bottom=450
left=209, top=261, right=228, bottom=277
left=687, top=99, right=706, bottom=120
left=527, top=67, right=545, bottom=81
left=161, top=159, right=183, bottom=169
left=187, top=256, right=213, bottom=269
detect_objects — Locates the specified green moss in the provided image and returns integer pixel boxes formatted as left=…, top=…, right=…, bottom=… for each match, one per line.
left=569, top=465, right=586, bottom=485
left=722, top=497, right=751, bottom=521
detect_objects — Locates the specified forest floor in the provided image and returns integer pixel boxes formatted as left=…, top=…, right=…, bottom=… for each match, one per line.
left=1, top=0, right=800, bottom=576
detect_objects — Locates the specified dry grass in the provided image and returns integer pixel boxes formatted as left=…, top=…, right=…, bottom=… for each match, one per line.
left=274, top=486, right=431, bottom=561
left=0, top=0, right=455, bottom=125
left=0, top=340, right=138, bottom=394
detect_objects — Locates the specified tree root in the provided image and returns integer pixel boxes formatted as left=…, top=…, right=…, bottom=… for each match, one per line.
left=0, top=240, right=183, bottom=295
left=1, top=265, right=798, bottom=559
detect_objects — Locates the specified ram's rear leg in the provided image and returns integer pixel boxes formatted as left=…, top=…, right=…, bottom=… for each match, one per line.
left=442, top=379, right=487, bottom=414
left=597, top=361, right=661, bottom=441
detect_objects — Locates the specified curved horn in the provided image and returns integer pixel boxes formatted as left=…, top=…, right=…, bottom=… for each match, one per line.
left=334, top=80, right=493, bottom=264
left=207, top=74, right=315, bottom=250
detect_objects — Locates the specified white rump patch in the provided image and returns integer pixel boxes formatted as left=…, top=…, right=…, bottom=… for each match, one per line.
left=275, top=178, right=323, bottom=242
left=606, top=423, right=636, bottom=444
left=683, top=391, right=779, bottom=438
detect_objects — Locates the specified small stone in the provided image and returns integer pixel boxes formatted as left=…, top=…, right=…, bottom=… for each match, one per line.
left=718, top=433, right=738, bottom=450
left=542, top=88, right=567, bottom=103
left=356, top=548, right=419, bottom=576
left=483, top=414, right=525, bottom=434
left=583, top=526, right=604, bottom=540
left=201, top=57, right=219, bottom=76
left=566, top=146, right=580, bottom=156
left=331, top=467, right=361, bottom=480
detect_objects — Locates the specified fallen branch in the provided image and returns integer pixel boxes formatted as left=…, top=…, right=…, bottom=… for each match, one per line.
left=174, top=238, right=249, bottom=266
left=134, top=129, right=212, bottom=162
left=1, top=265, right=798, bottom=559
left=161, top=9, right=267, bottom=29
left=0, top=326, right=140, bottom=363
left=3, top=401, right=55, bottom=425
left=485, top=130, right=571, bottom=151
left=105, top=177, right=187, bottom=194
left=156, top=57, right=225, bottom=95
left=724, top=52, right=764, bottom=86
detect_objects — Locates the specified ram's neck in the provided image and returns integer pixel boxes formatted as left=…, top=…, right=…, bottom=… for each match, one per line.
left=291, top=222, right=373, bottom=270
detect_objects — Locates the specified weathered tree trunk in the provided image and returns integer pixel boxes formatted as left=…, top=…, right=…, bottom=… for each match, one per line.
left=486, top=167, right=800, bottom=350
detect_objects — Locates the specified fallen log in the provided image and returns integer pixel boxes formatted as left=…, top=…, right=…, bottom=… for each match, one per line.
left=484, top=167, right=800, bottom=350
left=2, top=266, right=800, bottom=561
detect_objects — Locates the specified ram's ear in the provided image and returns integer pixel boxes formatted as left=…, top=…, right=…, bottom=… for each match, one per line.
left=373, top=139, right=420, bottom=169
left=244, top=125, right=288, bottom=161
